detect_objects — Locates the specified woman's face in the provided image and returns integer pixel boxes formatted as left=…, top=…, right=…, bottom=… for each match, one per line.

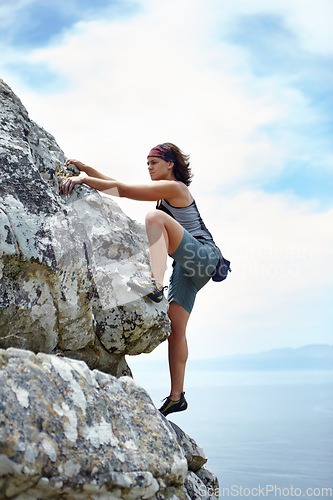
left=147, top=157, right=174, bottom=181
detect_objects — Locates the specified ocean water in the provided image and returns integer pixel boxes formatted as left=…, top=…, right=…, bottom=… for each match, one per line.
left=129, top=365, right=333, bottom=499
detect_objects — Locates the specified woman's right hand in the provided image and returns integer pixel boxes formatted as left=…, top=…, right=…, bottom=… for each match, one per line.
left=65, top=159, right=87, bottom=171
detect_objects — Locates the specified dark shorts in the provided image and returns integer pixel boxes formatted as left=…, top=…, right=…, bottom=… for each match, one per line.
left=168, top=230, right=219, bottom=314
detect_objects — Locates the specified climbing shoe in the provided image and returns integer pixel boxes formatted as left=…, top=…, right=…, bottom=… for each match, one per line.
left=159, top=392, right=188, bottom=417
left=127, top=277, right=165, bottom=303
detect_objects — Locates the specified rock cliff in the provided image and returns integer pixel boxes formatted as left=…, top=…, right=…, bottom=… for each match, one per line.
left=0, top=348, right=219, bottom=499
left=0, top=80, right=219, bottom=499
left=0, top=78, right=169, bottom=376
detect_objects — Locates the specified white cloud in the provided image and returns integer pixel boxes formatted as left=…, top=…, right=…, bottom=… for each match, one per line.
left=212, top=0, right=333, bottom=55
left=12, top=0, right=330, bottom=194
left=13, top=4, right=284, bottom=188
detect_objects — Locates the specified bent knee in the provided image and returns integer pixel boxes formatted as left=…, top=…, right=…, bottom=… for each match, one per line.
left=145, top=210, right=165, bottom=226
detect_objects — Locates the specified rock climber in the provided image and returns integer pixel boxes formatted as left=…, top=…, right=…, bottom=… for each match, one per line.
left=61, top=143, right=222, bottom=416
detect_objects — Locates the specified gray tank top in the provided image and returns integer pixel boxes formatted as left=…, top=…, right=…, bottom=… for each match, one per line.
left=156, top=199, right=213, bottom=240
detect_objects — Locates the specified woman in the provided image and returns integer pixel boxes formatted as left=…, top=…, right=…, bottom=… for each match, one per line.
left=61, top=143, right=219, bottom=417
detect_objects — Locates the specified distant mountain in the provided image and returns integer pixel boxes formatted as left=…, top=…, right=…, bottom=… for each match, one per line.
left=187, top=344, right=333, bottom=371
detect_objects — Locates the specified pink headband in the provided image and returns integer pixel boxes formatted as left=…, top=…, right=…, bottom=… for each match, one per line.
left=147, top=144, right=175, bottom=162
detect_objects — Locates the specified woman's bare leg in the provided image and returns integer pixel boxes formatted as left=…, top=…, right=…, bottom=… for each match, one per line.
left=167, top=301, right=190, bottom=400
left=145, top=210, right=184, bottom=288
left=145, top=211, right=189, bottom=400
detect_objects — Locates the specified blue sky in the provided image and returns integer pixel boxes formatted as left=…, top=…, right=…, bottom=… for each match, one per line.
left=1, top=0, right=332, bottom=358
left=1, top=0, right=137, bottom=48
left=223, top=11, right=333, bottom=207
left=1, top=0, right=140, bottom=91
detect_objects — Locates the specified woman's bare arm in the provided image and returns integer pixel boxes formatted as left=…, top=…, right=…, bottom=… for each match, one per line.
left=65, top=159, right=115, bottom=181
left=82, top=177, right=185, bottom=201
left=61, top=171, right=187, bottom=202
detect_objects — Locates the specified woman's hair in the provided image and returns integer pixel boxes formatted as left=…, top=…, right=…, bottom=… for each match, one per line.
left=163, top=142, right=193, bottom=186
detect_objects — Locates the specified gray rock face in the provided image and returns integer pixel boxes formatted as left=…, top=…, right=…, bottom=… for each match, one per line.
left=169, top=422, right=207, bottom=473
left=0, top=348, right=219, bottom=499
left=0, top=348, right=186, bottom=499
left=0, top=78, right=170, bottom=375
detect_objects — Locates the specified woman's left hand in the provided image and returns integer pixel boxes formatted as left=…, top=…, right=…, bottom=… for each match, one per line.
left=60, top=171, right=88, bottom=195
